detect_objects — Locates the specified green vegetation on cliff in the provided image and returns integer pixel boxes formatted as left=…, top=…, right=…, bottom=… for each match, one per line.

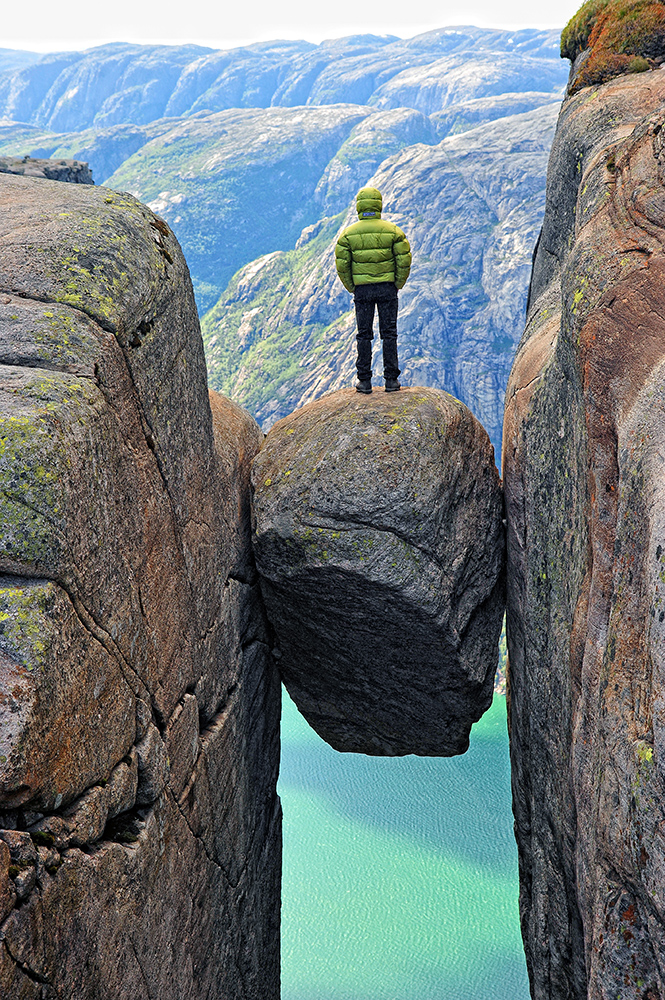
left=202, top=214, right=350, bottom=417
left=561, top=0, right=610, bottom=60
left=563, top=0, right=665, bottom=91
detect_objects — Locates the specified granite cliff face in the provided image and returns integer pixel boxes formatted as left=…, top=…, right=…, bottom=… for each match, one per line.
left=252, top=388, right=505, bottom=757
left=504, top=64, right=665, bottom=1000
left=0, top=174, right=280, bottom=998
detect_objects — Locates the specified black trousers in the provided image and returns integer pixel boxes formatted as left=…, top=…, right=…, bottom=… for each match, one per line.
left=353, top=282, right=400, bottom=381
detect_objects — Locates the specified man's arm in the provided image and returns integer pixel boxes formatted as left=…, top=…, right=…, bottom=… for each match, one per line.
left=334, top=233, right=355, bottom=292
left=393, top=226, right=411, bottom=289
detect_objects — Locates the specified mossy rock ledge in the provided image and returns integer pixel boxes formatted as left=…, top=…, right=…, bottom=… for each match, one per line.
left=252, top=386, right=506, bottom=756
left=563, top=0, right=665, bottom=94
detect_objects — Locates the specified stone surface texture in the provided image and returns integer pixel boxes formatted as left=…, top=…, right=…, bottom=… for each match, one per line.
left=252, top=387, right=505, bottom=756
left=504, top=68, right=665, bottom=1000
left=0, top=174, right=280, bottom=998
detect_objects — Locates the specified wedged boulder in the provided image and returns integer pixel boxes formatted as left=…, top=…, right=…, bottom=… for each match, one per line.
left=0, top=174, right=280, bottom=999
left=252, top=386, right=505, bottom=756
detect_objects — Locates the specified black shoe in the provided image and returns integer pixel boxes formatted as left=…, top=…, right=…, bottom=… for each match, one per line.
left=356, top=380, right=372, bottom=394
left=384, top=378, right=401, bottom=392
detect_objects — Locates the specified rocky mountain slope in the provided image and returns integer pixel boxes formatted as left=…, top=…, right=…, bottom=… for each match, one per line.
left=504, top=53, right=665, bottom=1000
left=203, top=103, right=559, bottom=456
left=0, top=29, right=566, bottom=310
left=0, top=49, right=38, bottom=74
left=0, top=29, right=568, bottom=445
left=0, top=97, right=563, bottom=322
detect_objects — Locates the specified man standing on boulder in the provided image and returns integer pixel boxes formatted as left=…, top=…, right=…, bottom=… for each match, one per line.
left=334, top=186, right=411, bottom=393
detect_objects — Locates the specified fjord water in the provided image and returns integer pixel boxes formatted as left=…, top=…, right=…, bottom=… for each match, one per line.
left=279, top=689, right=529, bottom=1000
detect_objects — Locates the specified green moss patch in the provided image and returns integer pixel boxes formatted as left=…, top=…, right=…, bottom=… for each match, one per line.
left=561, top=0, right=611, bottom=61
left=0, top=581, right=57, bottom=670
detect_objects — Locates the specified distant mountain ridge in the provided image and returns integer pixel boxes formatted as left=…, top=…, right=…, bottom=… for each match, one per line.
left=0, top=28, right=569, bottom=458
left=0, top=48, right=40, bottom=75
left=0, top=28, right=564, bottom=131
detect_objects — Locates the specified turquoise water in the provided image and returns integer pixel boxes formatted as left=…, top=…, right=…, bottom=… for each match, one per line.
left=279, top=689, right=529, bottom=1000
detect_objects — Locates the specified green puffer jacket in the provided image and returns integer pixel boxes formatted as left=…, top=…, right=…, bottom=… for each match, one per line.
left=334, top=187, right=411, bottom=293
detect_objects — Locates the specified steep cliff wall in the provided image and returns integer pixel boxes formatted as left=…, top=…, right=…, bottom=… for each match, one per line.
left=0, top=174, right=280, bottom=998
left=504, top=67, right=665, bottom=999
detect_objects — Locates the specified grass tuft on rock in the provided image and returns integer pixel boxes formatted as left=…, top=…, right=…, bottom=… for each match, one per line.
left=561, top=0, right=611, bottom=61
left=562, top=0, right=665, bottom=92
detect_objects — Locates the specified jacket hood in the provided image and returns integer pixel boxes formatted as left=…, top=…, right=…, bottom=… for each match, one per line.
left=356, top=186, right=382, bottom=219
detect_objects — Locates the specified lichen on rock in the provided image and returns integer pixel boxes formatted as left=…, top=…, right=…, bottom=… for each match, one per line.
left=252, top=386, right=505, bottom=756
